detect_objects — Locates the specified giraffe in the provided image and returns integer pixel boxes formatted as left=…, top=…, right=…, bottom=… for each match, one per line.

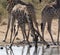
left=9, top=4, right=30, bottom=43
left=41, top=0, right=60, bottom=45
left=9, top=4, right=49, bottom=48
left=3, top=0, right=39, bottom=43
left=3, top=0, right=49, bottom=49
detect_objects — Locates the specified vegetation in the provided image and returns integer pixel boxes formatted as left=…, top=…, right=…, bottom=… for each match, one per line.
left=0, top=0, right=55, bottom=19
left=0, top=0, right=8, bottom=19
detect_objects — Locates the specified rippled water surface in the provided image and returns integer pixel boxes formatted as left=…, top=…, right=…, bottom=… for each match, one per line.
left=0, top=45, right=43, bottom=55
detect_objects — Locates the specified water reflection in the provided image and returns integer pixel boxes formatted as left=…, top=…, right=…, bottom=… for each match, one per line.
left=0, top=45, right=43, bottom=55
left=26, top=45, right=30, bottom=55
left=5, top=46, right=14, bottom=55
left=22, top=45, right=25, bottom=55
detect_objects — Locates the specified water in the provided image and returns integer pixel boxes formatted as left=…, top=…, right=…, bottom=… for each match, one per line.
left=0, top=45, right=43, bottom=55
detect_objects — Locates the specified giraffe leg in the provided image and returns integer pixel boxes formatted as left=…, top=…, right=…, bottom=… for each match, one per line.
left=27, top=26, right=30, bottom=39
left=47, top=21, right=56, bottom=45
left=9, top=22, right=19, bottom=48
left=57, top=19, right=60, bottom=45
left=40, top=21, right=46, bottom=42
left=3, top=15, right=11, bottom=42
left=13, top=24, right=16, bottom=35
left=10, top=15, right=15, bottom=43
left=21, top=23, right=28, bottom=42
left=33, top=18, right=39, bottom=33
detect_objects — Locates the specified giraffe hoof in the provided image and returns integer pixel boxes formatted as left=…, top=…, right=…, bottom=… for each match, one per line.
left=54, top=43, right=56, bottom=45
left=46, top=44, right=50, bottom=48
left=9, top=44, right=12, bottom=48
left=3, top=40, right=6, bottom=42
left=29, top=45, right=32, bottom=48
left=9, top=46, right=11, bottom=48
